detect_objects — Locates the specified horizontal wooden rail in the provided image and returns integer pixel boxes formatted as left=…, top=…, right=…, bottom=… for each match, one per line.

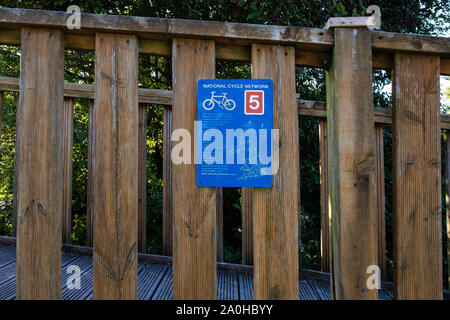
left=0, top=8, right=449, bottom=54
left=0, top=8, right=449, bottom=73
left=1, top=28, right=449, bottom=73
left=0, top=76, right=172, bottom=105
left=1, top=76, right=450, bottom=128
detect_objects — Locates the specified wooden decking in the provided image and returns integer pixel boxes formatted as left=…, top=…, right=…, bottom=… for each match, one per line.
left=0, top=243, right=400, bottom=300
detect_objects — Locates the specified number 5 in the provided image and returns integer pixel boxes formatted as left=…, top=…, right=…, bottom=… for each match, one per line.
left=248, top=95, right=260, bottom=110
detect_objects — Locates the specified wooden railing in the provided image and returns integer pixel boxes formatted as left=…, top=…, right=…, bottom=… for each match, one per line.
left=0, top=7, right=449, bottom=300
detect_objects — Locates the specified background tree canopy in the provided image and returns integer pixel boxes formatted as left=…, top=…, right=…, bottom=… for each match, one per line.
left=0, top=0, right=449, bottom=284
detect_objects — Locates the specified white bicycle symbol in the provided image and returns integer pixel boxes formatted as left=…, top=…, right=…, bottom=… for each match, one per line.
left=202, top=91, right=236, bottom=111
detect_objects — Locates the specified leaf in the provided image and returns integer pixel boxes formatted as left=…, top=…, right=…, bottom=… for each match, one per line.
left=247, top=11, right=260, bottom=20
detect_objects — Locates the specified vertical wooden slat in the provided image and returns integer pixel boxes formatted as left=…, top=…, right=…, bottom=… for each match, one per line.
left=326, top=28, right=378, bottom=300
left=62, top=98, right=74, bottom=244
left=216, top=187, right=223, bottom=262
left=319, top=119, right=329, bottom=273
left=172, top=38, right=216, bottom=299
left=375, top=124, right=387, bottom=280
left=162, top=107, right=172, bottom=256
left=12, top=93, right=19, bottom=237
left=92, top=33, right=139, bottom=300
left=241, top=188, right=253, bottom=265
left=138, top=104, right=147, bottom=253
left=446, top=131, right=450, bottom=290
left=86, top=100, right=94, bottom=247
left=393, top=53, right=442, bottom=299
left=16, top=28, right=64, bottom=299
left=251, top=44, right=299, bottom=300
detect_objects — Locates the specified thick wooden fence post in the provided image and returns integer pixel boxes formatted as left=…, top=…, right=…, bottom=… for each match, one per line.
left=252, top=44, right=299, bottom=300
left=327, top=28, right=378, bottom=300
left=375, top=124, right=387, bottom=281
left=319, top=119, right=329, bottom=273
left=241, top=188, right=253, bottom=265
left=16, top=28, right=64, bottom=299
left=393, top=53, right=442, bottom=299
left=138, top=104, right=147, bottom=253
left=62, top=98, right=74, bottom=244
left=162, top=108, right=172, bottom=256
left=172, top=38, right=216, bottom=299
left=92, top=33, right=139, bottom=300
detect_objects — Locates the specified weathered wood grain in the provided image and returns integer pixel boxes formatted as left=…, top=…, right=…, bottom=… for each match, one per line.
left=65, top=33, right=94, bottom=50
left=327, top=28, right=378, bottom=300
left=2, top=76, right=450, bottom=127
left=138, top=104, right=148, bottom=253
left=16, top=27, right=64, bottom=299
left=252, top=44, right=299, bottom=300
left=216, top=44, right=250, bottom=62
left=373, top=51, right=393, bottom=70
left=162, top=108, right=172, bottom=256
left=92, top=33, right=139, bottom=300
left=295, top=50, right=330, bottom=69
left=318, top=119, right=329, bottom=273
left=371, top=31, right=450, bottom=56
left=324, top=16, right=376, bottom=30
left=0, top=76, right=173, bottom=104
left=1, top=7, right=449, bottom=55
left=216, top=188, right=223, bottom=262
left=62, top=98, right=74, bottom=244
left=375, top=124, right=387, bottom=280
left=445, top=131, right=450, bottom=290
left=392, top=53, right=442, bottom=299
left=442, top=58, right=450, bottom=76
left=0, top=7, right=333, bottom=51
left=172, top=38, right=216, bottom=299
left=241, top=188, right=253, bottom=265
left=0, top=28, right=20, bottom=45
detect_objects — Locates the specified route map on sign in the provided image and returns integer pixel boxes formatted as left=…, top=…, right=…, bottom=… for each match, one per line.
left=196, top=79, right=274, bottom=187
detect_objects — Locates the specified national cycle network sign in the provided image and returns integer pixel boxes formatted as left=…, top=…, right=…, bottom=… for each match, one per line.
left=196, top=79, right=276, bottom=188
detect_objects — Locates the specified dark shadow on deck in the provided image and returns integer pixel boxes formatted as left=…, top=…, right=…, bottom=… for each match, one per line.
left=0, top=243, right=398, bottom=300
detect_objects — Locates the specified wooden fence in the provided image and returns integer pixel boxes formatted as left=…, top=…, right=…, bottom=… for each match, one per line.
left=0, top=7, right=449, bottom=300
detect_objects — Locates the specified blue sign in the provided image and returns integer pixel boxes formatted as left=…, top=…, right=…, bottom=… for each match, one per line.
left=196, top=79, right=274, bottom=187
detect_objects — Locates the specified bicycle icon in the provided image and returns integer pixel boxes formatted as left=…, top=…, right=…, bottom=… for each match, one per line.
left=202, top=91, right=236, bottom=111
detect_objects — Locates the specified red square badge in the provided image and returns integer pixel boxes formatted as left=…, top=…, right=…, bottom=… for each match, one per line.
left=245, top=90, right=264, bottom=115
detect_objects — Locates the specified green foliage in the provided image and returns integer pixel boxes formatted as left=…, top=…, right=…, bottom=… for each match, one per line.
left=0, top=92, right=17, bottom=236
left=0, top=1, right=449, bottom=274
left=145, top=104, right=164, bottom=254
left=70, top=99, right=89, bottom=245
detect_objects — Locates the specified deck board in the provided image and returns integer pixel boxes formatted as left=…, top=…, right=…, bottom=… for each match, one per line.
left=0, top=244, right=401, bottom=300
left=217, top=270, right=239, bottom=300
left=138, top=263, right=169, bottom=300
